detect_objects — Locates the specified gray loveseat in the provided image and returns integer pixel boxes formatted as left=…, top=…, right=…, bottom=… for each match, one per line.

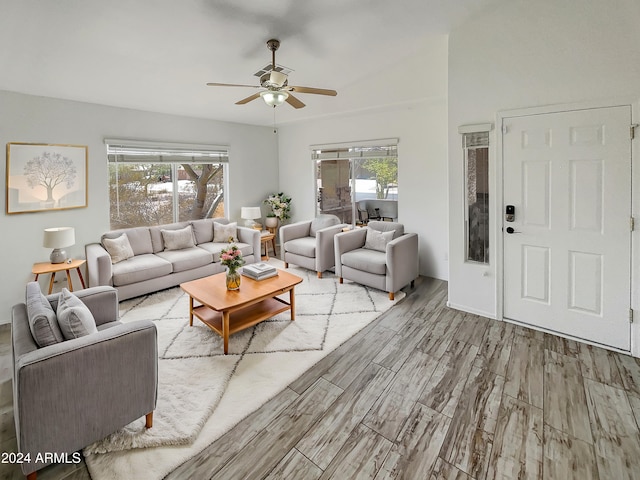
left=86, top=218, right=260, bottom=301
left=12, top=284, right=157, bottom=479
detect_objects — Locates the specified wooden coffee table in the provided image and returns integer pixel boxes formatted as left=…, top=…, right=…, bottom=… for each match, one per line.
left=180, top=269, right=303, bottom=354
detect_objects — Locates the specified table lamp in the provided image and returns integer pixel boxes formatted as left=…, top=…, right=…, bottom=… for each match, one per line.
left=240, top=207, right=262, bottom=228
left=43, top=227, right=75, bottom=264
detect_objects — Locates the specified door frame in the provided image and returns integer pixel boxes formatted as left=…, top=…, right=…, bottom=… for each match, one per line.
left=495, top=98, right=639, bottom=356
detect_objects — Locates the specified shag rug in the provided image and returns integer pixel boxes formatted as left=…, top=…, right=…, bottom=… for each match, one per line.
left=84, top=259, right=404, bottom=480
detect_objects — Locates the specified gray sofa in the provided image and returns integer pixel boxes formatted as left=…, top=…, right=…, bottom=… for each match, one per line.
left=86, top=218, right=260, bottom=301
left=12, top=284, right=157, bottom=479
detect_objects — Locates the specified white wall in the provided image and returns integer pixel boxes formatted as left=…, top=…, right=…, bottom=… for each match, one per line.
left=448, top=0, right=640, bottom=320
left=277, top=96, right=448, bottom=280
left=0, top=90, right=278, bottom=325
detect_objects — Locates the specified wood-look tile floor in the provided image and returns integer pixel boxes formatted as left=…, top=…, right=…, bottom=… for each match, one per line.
left=2, top=276, right=640, bottom=479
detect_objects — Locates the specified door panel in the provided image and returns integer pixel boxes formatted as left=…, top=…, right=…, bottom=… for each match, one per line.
left=503, top=106, right=631, bottom=350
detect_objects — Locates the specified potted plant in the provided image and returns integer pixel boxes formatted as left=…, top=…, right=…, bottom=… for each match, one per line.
left=264, top=192, right=292, bottom=227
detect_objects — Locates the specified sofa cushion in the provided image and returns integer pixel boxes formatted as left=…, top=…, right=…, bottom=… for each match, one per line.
left=56, top=288, right=98, bottom=340
left=364, top=228, right=394, bottom=252
left=213, top=221, right=238, bottom=243
left=150, top=222, right=190, bottom=252
left=341, top=248, right=387, bottom=275
left=102, top=233, right=135, bottom=264
left=310, top=214, right=340, bottom=237
left=190, top=219, right=214, bottom=244
left=156, top=247, right=213, bottom=273
left=284, top=237, right=316, bottom=258
left=111, top=254, right=173, bottom=286
left=161, top=225, right=195, bottom=251
left=25, top=281, right=63, bottom=347
left=103, top=227, right=153, bottom=256
left=198, top=242, right=252, bottom=262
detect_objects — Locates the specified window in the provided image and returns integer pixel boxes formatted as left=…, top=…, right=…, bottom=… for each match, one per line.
left=312, top=141, right=398, bottom=225
left=461, top=129, right=490, bottom=264
left=105, top=140, right=228, bottom=229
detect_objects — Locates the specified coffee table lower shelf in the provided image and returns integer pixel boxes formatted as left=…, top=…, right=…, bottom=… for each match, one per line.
left=192, top=297, right=292, bottom=348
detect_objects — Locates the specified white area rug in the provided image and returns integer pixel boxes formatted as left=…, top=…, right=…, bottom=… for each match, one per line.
left=84, top=259, right=404, bottom=480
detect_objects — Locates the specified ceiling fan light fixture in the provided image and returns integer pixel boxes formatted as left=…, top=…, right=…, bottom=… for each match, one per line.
left=260, top=90, right=289, bottom=107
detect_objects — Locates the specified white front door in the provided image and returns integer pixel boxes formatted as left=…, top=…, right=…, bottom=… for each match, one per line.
left=503, top=106, right=632, bottom=350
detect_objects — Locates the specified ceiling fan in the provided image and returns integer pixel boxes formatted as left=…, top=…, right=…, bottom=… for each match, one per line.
left=206, top=39, right=337, bottom=109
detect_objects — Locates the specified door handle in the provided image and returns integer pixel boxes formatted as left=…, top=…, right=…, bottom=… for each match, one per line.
left=506, top=227, right=521, bottom=234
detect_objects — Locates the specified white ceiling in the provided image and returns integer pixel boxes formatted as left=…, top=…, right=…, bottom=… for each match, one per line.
left=0, top=0, right=500, bottom=127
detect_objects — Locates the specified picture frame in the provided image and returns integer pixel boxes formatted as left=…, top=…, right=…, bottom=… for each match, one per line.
left=6, top=142, right=88, bottom=214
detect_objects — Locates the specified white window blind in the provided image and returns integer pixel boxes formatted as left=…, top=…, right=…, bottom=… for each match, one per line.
left=104, top=139, right=229, bottom=163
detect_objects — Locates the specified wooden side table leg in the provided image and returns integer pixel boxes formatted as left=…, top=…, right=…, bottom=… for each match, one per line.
left=188, top=296, right=194, bottom=326
left=271, top=238, right=276, bottom=257
left=290, top=287, right=296, bottom=321
left=223, top=311, right=230, bottom=354
left=48, top=272, right=56, bottom=294
left=66, top=269, right=73, bottom=291
left=76, top=267, right=86, bottom=289
left=34, top=274, right=39, bottom=282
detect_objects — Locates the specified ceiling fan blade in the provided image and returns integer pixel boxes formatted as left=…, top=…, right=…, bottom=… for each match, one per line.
left=235, top=92, right=262, bottom=105
left=285, top=94, right=305, bottom=109
left=287, top=86, right=337, bottom=96
left=207, top=82, right=260, bottom=88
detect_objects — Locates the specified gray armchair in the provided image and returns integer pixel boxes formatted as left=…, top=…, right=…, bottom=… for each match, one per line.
left=11, top=285, right=157, bottom=479
left=280, top=214, right=347, bottom=278
left=334, top=221, right=418, bottom=300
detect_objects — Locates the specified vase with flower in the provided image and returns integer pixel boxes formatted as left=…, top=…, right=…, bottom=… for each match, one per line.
left=220, top=244, right=245, bottom=290
left=264, top=192, right=292, bottom=225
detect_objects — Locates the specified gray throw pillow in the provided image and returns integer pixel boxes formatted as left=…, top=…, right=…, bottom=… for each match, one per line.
left=364, top=228, right=394, bottom=252
left=213, top=221, right=238, bottom=243
left=162, top=225, right=195, bottom=251
left=57, top=288, right=98, bottom=340
left=103, top=233, right=135, bottom=264
left=25, top=281, right=63, bottom=347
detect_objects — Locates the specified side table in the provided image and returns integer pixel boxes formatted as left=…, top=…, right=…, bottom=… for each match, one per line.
left=260, top=231, right=276, bottom=260
left=32, top=259, right=87, bottom=294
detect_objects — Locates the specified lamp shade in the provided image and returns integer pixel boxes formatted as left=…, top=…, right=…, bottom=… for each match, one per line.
left=260, top=90, right=289, bottom=107
left=43, top=227, right=75, bottom=248
left=240, top=207, right=262, bottom=220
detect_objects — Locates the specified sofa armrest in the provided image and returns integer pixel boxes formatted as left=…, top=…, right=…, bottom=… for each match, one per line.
left=86, top=242, right=113, bottom=287
left=334, top=228, right=367, bottom=277
left=280, top=221, right=312, bottom=252
left=315, top=223, right=349, bottom=273
left=14, top=320, right=158, bottom=468
left=237, top=226, right=260, bottom=264
left=47, top=286, right=119, bottom=327
left=386, top=233, right=419, bottom=292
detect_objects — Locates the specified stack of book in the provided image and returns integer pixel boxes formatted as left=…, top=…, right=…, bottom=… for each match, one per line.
left=242, top=263, right=278, bottom=280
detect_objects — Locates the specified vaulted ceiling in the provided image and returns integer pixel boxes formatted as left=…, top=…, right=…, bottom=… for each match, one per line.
left=0, top=0, right=500, bottom=126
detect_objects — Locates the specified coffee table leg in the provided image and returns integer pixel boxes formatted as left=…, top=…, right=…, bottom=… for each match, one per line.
left=223, top=311, right=230, bottom=354
left=290, top=287, right=296, bottom=321
left=189, top=296, right=194, bottom=326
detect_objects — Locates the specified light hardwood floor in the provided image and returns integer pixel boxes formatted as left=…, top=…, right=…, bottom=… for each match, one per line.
left=2, top=277, right=640, bottom=479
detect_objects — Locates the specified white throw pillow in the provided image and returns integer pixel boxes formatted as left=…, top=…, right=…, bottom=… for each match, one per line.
left=162, top=225, right=195, bottom=251
left=213, top=222, right=238, bottom=243
left=56, top=288, right=98, bottom=340
left=364, top=228, right=394, bottom=252
left=103, top=233, right=134, bottom=264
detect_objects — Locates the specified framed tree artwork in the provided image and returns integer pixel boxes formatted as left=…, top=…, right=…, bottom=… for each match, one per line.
left=6, top=142, right=88, bottom=214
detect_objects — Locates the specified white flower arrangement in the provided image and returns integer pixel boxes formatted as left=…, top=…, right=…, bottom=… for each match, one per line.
left=264, top=192, right=292, bottom=221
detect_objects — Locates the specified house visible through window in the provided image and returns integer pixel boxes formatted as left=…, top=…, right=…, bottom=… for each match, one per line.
left=105, top=140, right=228, bottom=229
left=312, top=141, right=398, bottom=225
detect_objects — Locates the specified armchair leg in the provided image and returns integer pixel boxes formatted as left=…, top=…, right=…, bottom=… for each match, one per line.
left=389, top=292, right=395, bottom=301
left=317, top=272, right=322, bottom=278
left=339, top=277, right=343, bottom=284
left=411, top=279, right=415, bottom=288
left=27, top=472, right=37, bottom=480
left=145, top=412, right=153, bottom=428
left=284, top=262, right=289, bottom=269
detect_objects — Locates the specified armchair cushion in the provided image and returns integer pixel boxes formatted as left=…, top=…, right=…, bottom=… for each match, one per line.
left=310, top=214, right=341, bottom=237
left=102, top=233, right=134, bottom=264
left=25, top=282, right=63, bottom=347
left=56, top=288, right=98, bottom=340
left=364, top=228, right=394, bottom=252
left=341, top=248, right=387, bottom=275
left=284, top=237, right=317, bottom=258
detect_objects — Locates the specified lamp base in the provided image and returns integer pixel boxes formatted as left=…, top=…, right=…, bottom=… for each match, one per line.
left=50, top=248, right=67, bottom=264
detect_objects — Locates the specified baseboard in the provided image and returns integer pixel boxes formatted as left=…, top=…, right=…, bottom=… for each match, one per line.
left=446, top=301, right=496, bottom=320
